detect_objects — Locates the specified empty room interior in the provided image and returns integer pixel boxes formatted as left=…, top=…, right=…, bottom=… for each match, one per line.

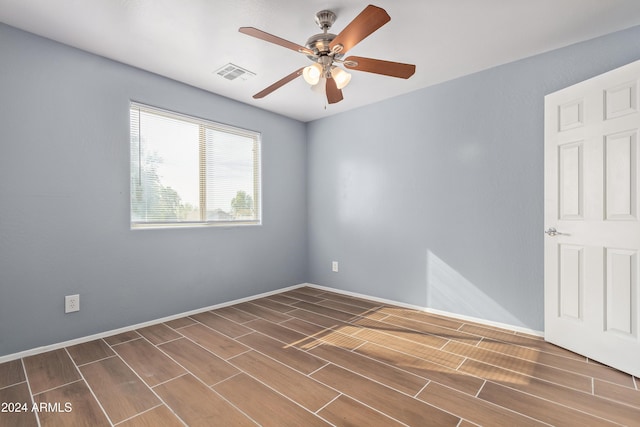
left=2, top=1, right=640, bottom=426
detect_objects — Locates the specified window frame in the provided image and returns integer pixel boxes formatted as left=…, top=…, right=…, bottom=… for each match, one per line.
left=129, top=102, right=262, bottom=229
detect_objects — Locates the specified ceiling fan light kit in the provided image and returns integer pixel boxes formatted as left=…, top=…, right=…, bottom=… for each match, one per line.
left=239, top=4, right=416, bottom=105
left=302, top=63, right=322, bottom=85
left=331, top=66, right=351, bottom=89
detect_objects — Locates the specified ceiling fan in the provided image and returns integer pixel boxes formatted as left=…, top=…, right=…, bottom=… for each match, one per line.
left=239, top=4, right=416, bottom=104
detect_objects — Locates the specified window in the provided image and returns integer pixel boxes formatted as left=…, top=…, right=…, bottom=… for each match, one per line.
left=130, top=102, right=261, bottom=228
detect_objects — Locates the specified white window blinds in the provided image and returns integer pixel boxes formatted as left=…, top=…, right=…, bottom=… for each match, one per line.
left=130, top=102, right=261, bottom=228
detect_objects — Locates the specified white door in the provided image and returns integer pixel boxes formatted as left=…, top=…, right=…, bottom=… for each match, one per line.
left=544, top=60, right=640, bottom=377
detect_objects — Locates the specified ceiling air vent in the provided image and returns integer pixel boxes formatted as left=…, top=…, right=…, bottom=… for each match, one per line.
left=215, top=63, right=256, bottom=81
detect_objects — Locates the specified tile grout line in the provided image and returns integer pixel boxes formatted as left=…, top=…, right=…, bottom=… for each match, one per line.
left=149, top=335, right=184, bottom=347
left=111, top=403, right=164, bottom=426
left=474, top=380, right=487, bottom=398
left=277, top=318, right=355, bottom=350
left=477, top=376, right=631, bottom=425
left=458, top=321, right=588, bottom=362
left=242, top=308, right=472, bottom=402
left=307, top=299, right=486, bottom=352
left=463, top=321, right=587, bottom=364
left=208, top=394, right=262, bottom=426
left=222, top=350, right=331, bottom=418
left=164, top=320, right=196, bottom=330
left=63, top=347, right=115, bottom=427
left=380, top=313, right=479, bottom=346
left=325, top=338, right=437, bottom=394
left=150, top=372, right=190, bottom=389
left=352, top=323, right=467, bottom=373
left=456, top=345, right=617, bottom=397
left=439, top=338, right=452, bottom=350
left=214, top=312, right=416, bottom=425
left=304, top=361, right=330, bottom=377
left=413, top=379, right=432, bottom=399
left=145, top=328, right=271, bottom=426
left=303, top=369, right=413, bottom=427
left=29, top=378, right=84, bottom=398
left=293, top=308, right=466, bottom=378
left=312, top=359, right=428, bottom=401
left=312, top=392, right=342, bottom=414
left=213, top=307, right=258, bottom=324
left=208, top=371, right=244, bottom=388
left=0, top=380, right=27, bottom=392
left=437, top=379, right=557, bottom=427
left=212, top=356, right=325, bottom=426
left=311, top=299, right=386, bottom=318
left=172, top=321, right=252, bottom=362
left=205, top=383, right=264, bottom=427
left=188, top=313, right=255, bottom=341
left=235, top=302, right=294, bottom=325
left=447, top=334, right=630, bottom=390
left=106, top=335, right=142, bottom=347
left=225, top=347, right=252, bottom=361
left=20, top=357, right=42, bottom=427
left=349, top=340, right=367, bottom=353
left=104, top=337, right=190, bottom=426
left=72, top=347, right=117, bottom=367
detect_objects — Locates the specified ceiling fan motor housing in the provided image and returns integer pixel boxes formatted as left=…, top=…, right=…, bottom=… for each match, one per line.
left=305, top=33, right=342, bottom=60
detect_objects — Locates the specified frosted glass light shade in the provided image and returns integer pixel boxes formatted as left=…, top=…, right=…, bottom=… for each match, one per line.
left=331, top=67, right=351, bottom=89
left=311, top=77, right=326, bottom=93
left=303, top=64, right=322, bottom=85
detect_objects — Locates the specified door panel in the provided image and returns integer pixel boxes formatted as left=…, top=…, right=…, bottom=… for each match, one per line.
left=604, top=131, right=637, bottom=220
left=559, top=142, right=584, bottom=220
left=605, top=248, right=637, bottom=336
left=558, top=99, right=584, bottom=131
left=604, top=81, right=637, bottom=120
left=559, top=244, right=583, bottom=320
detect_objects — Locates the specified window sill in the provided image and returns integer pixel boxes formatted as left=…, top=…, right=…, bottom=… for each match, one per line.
left=130, top=221, right=262, bottom=230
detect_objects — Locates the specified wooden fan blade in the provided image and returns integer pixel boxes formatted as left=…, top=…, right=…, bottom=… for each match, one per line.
left=253, top=67, right=304, bottom=99
left=239, top=27, right=315, bottom=56
left=329, top=5, right=390, bottom=54
left=326, top=77, right=344, bottom=104
left=344, top=56, right=416, bottom=79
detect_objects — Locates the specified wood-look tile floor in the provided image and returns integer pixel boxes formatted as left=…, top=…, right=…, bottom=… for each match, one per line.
left=1, top=286, right=639, bottom=426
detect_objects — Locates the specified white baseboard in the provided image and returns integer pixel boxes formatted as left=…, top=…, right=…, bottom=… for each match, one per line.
left=304, top=283, right=544, bottom=337
left=1, top=282, right=543, bottom=363
left=0, top=283, right=306, bottom=364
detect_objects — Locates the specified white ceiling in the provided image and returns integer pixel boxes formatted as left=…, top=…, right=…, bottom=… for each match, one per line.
left=2, top=0, right=640, bottom=122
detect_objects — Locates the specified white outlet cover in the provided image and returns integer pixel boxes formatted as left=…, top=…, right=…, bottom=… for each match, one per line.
left=65, top=294, right=80, bottom=313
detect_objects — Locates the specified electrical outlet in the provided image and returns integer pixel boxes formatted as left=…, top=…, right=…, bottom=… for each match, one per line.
left=65, top=294, right=79, bottom=313
left=332, top=261, right=339, bottom=272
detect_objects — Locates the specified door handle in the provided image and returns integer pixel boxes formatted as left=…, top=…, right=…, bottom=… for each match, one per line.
left=545, top=227, right=560, bottom=236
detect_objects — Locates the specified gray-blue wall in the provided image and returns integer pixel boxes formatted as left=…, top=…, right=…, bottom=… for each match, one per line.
left=307, top=25, right=640, bottom=331
left=0, top=23, right=308, bottom=357
left=3, top=21, right=640, bottom=357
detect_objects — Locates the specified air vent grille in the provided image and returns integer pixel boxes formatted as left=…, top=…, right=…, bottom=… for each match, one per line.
left=215, top=63, right=256, bottom=81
